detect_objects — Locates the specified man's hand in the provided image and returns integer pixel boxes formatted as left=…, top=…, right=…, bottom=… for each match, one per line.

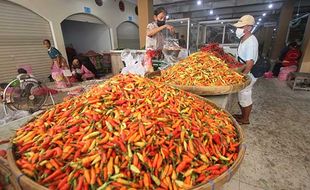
left=243, top=60, right=254, bottom=75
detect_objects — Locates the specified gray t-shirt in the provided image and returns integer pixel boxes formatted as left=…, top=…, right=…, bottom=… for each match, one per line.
left=145, top=22, right=165, bottom=50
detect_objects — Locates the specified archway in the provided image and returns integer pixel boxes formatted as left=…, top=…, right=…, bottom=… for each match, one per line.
left=116, top=21, right=140, bottom=49
left=61, top=13, right=112, bottom=64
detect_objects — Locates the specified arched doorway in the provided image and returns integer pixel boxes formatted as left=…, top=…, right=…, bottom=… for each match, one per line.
left=117, top=21, right=139, bottom=49
left=61, top=13, right=112, bottom=63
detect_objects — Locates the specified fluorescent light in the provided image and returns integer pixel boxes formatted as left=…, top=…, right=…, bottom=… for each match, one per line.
left=221, top=22, right=224, bottom=24
left=191, top=23, right=194, bottom=27
left=268, top=4, right=273, bottom=9
left=209, top=9, right=213, bottom=15
left=258, top=18, right=262, bottom=21
left=166, top=15, right=169, bottom=19
left=262, top=13, right=266, bottom=16
left=216, top=16, right=219, bottom=20
left=197, top=0, right=202, bottom=5
left=180, top=21, right=183, bottom=24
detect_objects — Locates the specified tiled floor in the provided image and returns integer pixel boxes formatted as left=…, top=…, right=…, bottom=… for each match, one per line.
left=222, top=78, right=310, bottom=190
left=1, top=78, right=310, bottom=189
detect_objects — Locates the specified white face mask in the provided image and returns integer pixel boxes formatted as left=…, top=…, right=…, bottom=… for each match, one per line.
left=235, top=28, right=244, bottom=39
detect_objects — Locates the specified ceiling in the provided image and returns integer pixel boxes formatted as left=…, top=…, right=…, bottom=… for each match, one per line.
left=126, top=0, right=310, bottom=24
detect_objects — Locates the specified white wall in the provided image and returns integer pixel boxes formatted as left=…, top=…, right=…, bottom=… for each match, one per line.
left=62, top=20, right=111, bottom=53
left=117, top=21, right=140, bottom=49
left=8, top=0, right=138, bottom=58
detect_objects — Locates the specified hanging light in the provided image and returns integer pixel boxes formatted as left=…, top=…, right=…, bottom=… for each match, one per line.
left=197, top=0, right=202, bottom=5
left=268, top=4, right=273, bottom=9
left=209, top=9, right=214, bottom=15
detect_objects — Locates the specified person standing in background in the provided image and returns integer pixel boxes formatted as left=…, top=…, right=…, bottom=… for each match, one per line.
left=178, top=35, right=186, bottom=48
left=43, top=39, right=71, bottom=88
left=146, top=7, right=175, bottom=50
left=233, top=15, right=259, bottom=125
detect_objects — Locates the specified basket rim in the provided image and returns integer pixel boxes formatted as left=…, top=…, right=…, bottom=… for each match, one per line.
left=170, top=74, right=251, bottom=95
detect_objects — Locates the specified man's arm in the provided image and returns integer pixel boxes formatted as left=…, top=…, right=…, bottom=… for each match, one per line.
left=243, top=60, right=254, bottom=75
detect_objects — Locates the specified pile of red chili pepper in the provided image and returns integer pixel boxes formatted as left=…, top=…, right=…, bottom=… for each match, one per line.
left=200, top=43, right=244, bottom=69
left=13, top=74, right=240, bottom=190
left=154, top=51, right=246, bottom=86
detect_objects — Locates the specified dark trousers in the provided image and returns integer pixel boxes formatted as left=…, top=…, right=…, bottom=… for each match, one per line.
left=272, top=62, right=283, bottom=77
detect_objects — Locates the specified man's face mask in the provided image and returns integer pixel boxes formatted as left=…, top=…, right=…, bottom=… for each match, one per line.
left=235, top=28, right=245, bottom=39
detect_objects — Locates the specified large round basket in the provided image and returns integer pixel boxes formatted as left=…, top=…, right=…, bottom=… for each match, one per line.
left=0, top=158, right=22, bottom=190
left=171, top=74, right=251, bottom=96
left=146, top=71, right=251, bottom=96
left=7, top=97, right=245, bottom=190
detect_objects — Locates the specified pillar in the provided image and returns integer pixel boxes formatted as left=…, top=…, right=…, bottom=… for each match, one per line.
left=262, top=27, right=274, bottom=57
left=270, top=0, right=294, bottom=60
left=137, top=0, right=153, bottom=49
left=49, top=21, right=68, bottom=61
left=299, top=16, right=310, bottom=73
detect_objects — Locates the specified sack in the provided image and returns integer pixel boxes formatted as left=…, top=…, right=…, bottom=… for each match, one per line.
left=278, top=65, right=297, bottom=81
left=238, top=56, right=271, bottom=78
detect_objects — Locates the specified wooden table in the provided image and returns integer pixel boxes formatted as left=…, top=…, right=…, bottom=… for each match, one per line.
left=287, top=72, right=310, bottom=91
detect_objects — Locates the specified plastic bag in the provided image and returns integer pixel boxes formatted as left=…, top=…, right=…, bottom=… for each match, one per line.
left=0, top=110, right=30, bottom=126
left=121, top=49, right=146, bottom=76
left=278, top=65, right=297, bottom=81
left=162, top=38, right=181, bottom=66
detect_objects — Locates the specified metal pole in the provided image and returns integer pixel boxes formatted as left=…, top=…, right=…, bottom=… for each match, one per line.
left=196, top=23, right=200, bottom=50
left=187, top=19, right=190, bottom=52
left=222, top=25, right=226, bottom=44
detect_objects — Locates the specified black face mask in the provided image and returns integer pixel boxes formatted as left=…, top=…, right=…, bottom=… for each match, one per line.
left=157, top=20, right=166, bottom=27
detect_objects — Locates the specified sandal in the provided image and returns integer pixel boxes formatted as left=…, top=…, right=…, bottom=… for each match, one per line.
left=236, top=118, right=250, bottom=125
left=232, top=114, right=242, bottom=120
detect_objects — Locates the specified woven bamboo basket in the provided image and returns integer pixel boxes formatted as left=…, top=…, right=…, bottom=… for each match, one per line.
left=0, top=157, right=22, bottom=190
left=146, top=71, right=251, bottom=96
left=7, top=97, right=245, bottom=190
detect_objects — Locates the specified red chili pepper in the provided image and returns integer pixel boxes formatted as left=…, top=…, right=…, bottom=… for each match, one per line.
left=18, top=142, right=33, bottom=153
left=212, top=133, right=221, bottom=145
left=42, top=169, right=62, bottom=183
left=69, top=126, right=79, bottom=134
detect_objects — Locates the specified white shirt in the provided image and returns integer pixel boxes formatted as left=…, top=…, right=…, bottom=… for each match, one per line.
left=237, top=35, right=258, bottom=64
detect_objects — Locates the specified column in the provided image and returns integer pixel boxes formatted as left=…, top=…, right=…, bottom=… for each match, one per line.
left=49, top=21, right=68, bottom=61
left=270, top=0, right=294, bottom=60
left=299, top=16, right=310, bottom=73
left=137, top=0, right=153, bottom=49
left=262, top=27, right=274, bottom=57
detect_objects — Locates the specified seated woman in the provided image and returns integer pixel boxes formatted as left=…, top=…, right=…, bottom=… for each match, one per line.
left=71, top=58, right=96, bottom=81
left=272, top=42, right=302, bottom=76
